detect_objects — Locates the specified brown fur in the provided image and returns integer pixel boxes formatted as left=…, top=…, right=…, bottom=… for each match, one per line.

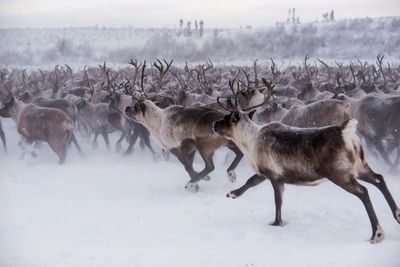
left=125, top=100, right=243, bottom=191
left=0, top=97, right=80, bottom=164
left=213, top=111, right=400, bottom=243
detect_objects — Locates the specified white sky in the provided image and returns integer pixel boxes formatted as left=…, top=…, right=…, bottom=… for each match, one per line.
left=0, top=0, right=399, bottom=28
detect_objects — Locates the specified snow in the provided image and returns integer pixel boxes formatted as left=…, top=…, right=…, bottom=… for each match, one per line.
left=1, top=117, right=400, bottom=267
left=1, top=16, right=399, bottom=68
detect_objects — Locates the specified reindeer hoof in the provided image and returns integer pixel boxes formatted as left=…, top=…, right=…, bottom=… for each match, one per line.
left=202, top=175, right=211, bottom=181
left=226, top=191, right=238, bottom=199
left=153, top=154, right=161, bottom=162
left=370, top=225, right=384, bottom=244
left=139, top=141, right=145, bottom=150
left=123, top=151, right=132, bottom=157
left=395, top=209, right=400, bottom=224
left=270, top=220, right=285, bottom=226
left=227, top=170, right=237, bottom=183
left=185, top=183, right=200, bottom=193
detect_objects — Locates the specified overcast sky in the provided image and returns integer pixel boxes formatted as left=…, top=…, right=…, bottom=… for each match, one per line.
left=0, top=0, right=399, bottom=28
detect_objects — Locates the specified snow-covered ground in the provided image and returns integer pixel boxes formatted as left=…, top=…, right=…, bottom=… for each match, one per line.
left=1, top=16, right=399, bottom=68
left=1, top=118, right=400, bottom=266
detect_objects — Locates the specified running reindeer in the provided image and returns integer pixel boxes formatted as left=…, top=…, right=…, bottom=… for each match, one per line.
left=212, top=78, right=400, bottom=243
left=125, top=60, right=243, bottom=192
left=0, top=95, right=82, bottom=164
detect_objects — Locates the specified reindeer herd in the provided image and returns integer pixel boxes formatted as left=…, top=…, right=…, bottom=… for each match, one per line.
left=0, top=55, right=399, bottom=243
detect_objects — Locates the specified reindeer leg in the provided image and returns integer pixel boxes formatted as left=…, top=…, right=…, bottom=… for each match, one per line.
left=48, top=140, right=67, bottom=165
left=271, top=181, right=285, bottom=226
left=0, top=128, right=6, bottom=153
left=140, top=130, right=159, bottom=161
left=71, top=133, right=82, bottom=156
left=92, top=131, right=99, bottom=149
left=227, top=174, right=267, bottom=199
left=358, top=168, right=400, bottom=224
left=372, top=137, right=393, bottom=167
left=226, top=143, right=243, bottom=183
left=330, top=175, right=383, bottom=243
left=170, top=143, right=199, bottom=192
left=189, top=138, right=220, bottom=183
left=100, top=129, right=110, bottom=150
left=115, top=132, right=125, bottom=152
left=190, top=148, right=215, bottom=184
left=123, top=131, right=139, bottom=156
left=18, top=137, right=36, bottom=159
left=388, top=134, right=400, bottom=173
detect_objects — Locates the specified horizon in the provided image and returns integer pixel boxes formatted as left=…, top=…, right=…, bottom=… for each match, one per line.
left=0, top=0, right=399, bottom=28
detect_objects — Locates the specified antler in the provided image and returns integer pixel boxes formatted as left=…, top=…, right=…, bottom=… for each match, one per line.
left=128, top=58, right=143, bottom=85
left=153, top=59, right=173, bottom=93
left=0, top=71, right=11, bottom=93
left=216, top=78, right=240, bottom=112
left=317, top=58, right=331, bottom=82
left=140, top=60, right=149, bottom=98
left=83, top=65, right=95, bottom=93
left=253, top=59, right=259, bottom=87
left=99, top=62, right=118, bottom=92
left=242, top=78, right=274, bottom=111
left=376, top=54, right=386, bottom=82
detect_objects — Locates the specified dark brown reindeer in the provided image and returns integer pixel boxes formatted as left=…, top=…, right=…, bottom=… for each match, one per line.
left=335, top=92, right=400, bottom=172
left=212, top=78, right=400, bottom=243
left=75, top=98, right=129, bottom=151
left=125, top=80, right=244, bottom=192
left=17, top=91, right=78, bottom=123
left=0, top=96, right=81, bottom=164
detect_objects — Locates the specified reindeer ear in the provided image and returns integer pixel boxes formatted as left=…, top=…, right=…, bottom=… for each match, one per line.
left=232, top=111, right=240, bottom=123
left=139, top=102, right=146, bottom=112
left=6, top=97, right=15, bottom=106
left=248, top=110, right=256, bottom=120
left=272, top=102, right=278, bottom=111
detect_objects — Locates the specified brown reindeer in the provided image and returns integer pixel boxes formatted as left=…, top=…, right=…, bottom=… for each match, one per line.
left=0, top=97, right=81, bottom=164
left=18, top=91, right=78, bottom=123
left=125, top=98, right=244, bottom=192
left=125, top=74, right=244, bottom=192
left=212, top=78, right=400, bottom=243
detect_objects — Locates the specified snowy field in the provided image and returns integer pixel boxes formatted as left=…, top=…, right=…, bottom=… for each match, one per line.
left=0, top=117, right=400, bottom=266
left=1, top=16, right=399, bottom=68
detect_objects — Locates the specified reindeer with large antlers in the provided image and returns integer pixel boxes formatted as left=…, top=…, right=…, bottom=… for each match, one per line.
left=212, top=78, right=400, bottom=243
left=125, top=75, right=244, bottom=192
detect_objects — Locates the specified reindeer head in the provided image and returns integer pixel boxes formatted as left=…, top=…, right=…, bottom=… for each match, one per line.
left=124, top=59, right=151, bottom=123
left=0, top=97, right=15, bottom=118
left=17, top=91, right=34, bottom=103
left=213, top=78, right=274, bottom=138
left=75, top=98, right=89, bottom=110
left=125, top=99, right=147, bottom=123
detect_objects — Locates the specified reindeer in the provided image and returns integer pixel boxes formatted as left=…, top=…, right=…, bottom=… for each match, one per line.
left=0, top=97, right=81, bottom=164
left=282, top=99, right=350, bottom=126
left=108, top=90, right=158, bottom=157
left=334, top=92, right=400, bottom=172
left=124, top=77, right=244, bottom=192
left=17, top=91, right=78, bottom=123
left=212, top=78, right=400, bottom=243
left=75, top=98, right=129, bottom=151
